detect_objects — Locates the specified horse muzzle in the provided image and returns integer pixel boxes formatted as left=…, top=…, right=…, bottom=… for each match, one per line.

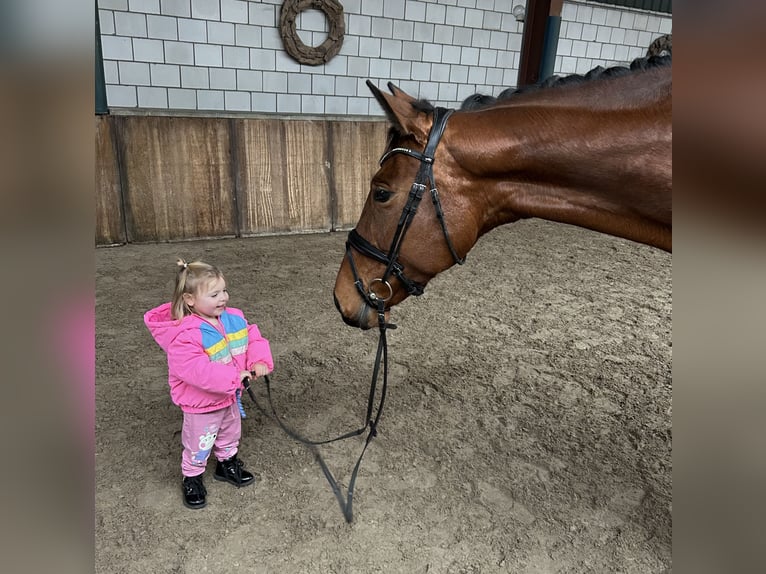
left=335, top=292, right=388, bottom=330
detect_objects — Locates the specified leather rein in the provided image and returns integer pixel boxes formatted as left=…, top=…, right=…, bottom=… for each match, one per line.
left=242, top=106, right=463, bottom=523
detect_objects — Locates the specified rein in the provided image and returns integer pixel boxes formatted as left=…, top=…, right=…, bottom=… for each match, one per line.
left=242, top=107, right=460, bottom=523
left=241, top=307, right=390, bottom=523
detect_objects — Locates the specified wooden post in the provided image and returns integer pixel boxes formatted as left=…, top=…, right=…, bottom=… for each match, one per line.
left=517, top=0, right=552, bottom=87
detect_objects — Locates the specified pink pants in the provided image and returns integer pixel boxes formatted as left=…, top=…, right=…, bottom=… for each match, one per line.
left=181, top=402, right=241, bottom=477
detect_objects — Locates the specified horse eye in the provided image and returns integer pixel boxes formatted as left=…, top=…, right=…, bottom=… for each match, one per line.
left=373, top=188, right=392, bottom=203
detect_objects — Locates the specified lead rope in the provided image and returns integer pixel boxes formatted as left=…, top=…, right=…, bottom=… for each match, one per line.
left=241, top=303, right=390, bottom=523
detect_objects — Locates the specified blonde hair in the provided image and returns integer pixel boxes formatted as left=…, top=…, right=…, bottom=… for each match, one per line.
left=171, top=258, right=225, bottom=320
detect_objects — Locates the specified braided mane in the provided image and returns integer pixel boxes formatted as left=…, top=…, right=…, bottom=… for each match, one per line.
left=455, top=54, right=672, bottom=111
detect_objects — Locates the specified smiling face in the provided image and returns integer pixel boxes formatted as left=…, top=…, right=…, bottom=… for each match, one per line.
left=183, top=276, right=229, bottom=322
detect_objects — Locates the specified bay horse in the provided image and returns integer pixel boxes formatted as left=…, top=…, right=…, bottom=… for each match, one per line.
left=334, top=56, right=671, bottom=330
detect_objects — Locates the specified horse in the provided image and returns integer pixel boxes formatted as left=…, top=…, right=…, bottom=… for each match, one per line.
left=334, top=56, right=672, bottom=330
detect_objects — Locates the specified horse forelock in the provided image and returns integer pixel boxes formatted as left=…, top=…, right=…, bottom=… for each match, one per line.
left=411, top=99, right=435, bottom=113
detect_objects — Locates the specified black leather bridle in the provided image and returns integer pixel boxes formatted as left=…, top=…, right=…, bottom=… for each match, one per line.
left=345, top=106, right=465, bottom=320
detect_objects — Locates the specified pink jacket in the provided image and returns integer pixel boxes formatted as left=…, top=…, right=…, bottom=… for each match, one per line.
left=144, top=302, right=273, bottom=414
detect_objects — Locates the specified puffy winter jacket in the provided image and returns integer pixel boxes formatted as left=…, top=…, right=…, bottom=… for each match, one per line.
left=144, top=302, right=273, bottom=413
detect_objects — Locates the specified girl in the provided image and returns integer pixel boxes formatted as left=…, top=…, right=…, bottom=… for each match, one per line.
left=144, top=259, right=273, bottom=509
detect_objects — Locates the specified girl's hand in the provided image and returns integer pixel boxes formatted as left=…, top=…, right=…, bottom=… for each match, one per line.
left=250, top=362, right=271, bottom=378
left=239, top=370, right=252, bottom=385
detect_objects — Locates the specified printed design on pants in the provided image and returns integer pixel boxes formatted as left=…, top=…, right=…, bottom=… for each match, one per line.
left=191, top=426, right=217, bottom=466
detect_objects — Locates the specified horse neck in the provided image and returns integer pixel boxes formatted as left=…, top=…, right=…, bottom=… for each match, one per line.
left=446, top=92, right=672, bottom=251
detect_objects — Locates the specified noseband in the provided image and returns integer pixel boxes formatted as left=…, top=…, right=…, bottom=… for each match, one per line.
left=345, top=106, right=465, bottom=314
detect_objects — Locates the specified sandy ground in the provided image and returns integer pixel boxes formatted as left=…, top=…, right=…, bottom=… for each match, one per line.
left=96, top=219, right=671, bottom=573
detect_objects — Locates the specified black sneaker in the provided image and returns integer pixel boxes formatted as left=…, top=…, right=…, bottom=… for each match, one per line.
left=182, top=475, right=207, bottom=509
left=214, top=454, right=255, bottom=488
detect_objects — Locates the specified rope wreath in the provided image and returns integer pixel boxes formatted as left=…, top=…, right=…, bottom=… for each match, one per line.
left=279, top=0, right=345, bottom=66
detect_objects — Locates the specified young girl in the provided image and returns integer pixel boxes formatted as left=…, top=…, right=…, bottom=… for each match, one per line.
left=144, top=259, right=273, bottom=509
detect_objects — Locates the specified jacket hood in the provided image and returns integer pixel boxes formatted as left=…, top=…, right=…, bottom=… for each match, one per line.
left=144, top=302, right=204, bottom=351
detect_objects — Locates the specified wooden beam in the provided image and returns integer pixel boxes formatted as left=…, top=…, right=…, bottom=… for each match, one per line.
left=518, top=0, right=552, bottom=87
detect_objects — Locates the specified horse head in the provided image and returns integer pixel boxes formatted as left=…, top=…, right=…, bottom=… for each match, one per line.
left=333, top=81, right=480, bottom=330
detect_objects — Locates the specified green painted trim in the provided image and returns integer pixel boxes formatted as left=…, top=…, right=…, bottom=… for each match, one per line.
left=586, top=0, right=672, bottom=14
left=540, top=16, right=561, bottom=81
left=95, top=3, right=108, bottom=115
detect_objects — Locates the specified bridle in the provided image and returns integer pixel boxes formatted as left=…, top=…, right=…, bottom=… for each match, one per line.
left=345, top=106, right=465, bottom=323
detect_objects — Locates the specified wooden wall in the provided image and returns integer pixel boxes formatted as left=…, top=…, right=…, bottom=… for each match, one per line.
left=95, top=113, right=389, bottom=245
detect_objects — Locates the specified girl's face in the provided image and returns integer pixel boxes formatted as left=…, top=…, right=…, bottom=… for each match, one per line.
left=184, top=276, right=229, bottom=321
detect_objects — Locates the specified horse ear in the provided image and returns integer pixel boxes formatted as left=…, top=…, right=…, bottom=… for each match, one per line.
left=386, top=82, right=417, bottom=104
left=366, top=80, right=430, bottom=144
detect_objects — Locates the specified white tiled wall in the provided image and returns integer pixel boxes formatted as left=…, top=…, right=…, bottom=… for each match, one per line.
left=98, top=0, right=671, bottom=116
left=555, top=1, right=671, bottom=75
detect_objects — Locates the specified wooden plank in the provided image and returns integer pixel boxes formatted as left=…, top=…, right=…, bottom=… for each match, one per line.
left=118, top=116, right=236, bottom=242
left=95, top=115, right=126, bottom=245
left=234, top=118, right=331, bottom=234
left=232, top=118, right=283, bottom=234
left=330, top=120, right=389, bottom=230
left=283, top=120, right=331, bottom=231
left=97, top=115, right=391, bottom=243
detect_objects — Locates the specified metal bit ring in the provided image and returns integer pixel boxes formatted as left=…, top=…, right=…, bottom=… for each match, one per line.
left=368, top=278, right=393, bottom=302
